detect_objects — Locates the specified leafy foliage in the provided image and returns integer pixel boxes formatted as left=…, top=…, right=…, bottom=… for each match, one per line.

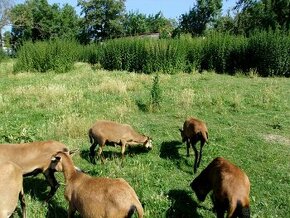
left=179, top=0, right=222, bottom=36
left=14, top=39, right=79, bottom=73
left=9, top=0, right=79, bottom=49
left=78, top=0, right=126, bottom=42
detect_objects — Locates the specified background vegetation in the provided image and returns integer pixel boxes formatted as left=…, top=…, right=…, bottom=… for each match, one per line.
left=12, top=31, right=290, bottom=76
left=0, top=60, right=289, bottom=217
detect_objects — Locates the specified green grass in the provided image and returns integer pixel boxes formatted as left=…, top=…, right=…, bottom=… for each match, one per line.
left=0, top=59, right=290, bottom=217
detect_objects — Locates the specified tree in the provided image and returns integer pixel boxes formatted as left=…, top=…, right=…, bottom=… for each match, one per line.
left=232, top=0, right=290, bottom=34
left=179, top=0, right=222, bottom=36
left=123, top=11, right=149, bottom=36
left=0, top=0, right=14, bottom=46
left=78, top=0, right=125, bottom=42
left=10, top=0, right=79, bottom=49
left=3, top=30, right=11, bottom=47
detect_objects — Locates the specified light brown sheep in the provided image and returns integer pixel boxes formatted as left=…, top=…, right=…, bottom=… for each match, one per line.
left=0, top=161, right=26, bottom=218
left=190, top=157, right=250, bottom=218
left=0, top=140, right=70, bottom=201
left=88, top=120, right=152, bottom=164
left=179, top=117, right=208, bottom=173
left=50, top=151, right=144, bottom=218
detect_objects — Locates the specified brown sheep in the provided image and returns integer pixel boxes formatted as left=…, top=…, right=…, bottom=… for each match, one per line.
left=88, top=120, right=152, bottom=164
left=190, top=157, right=250, bottom=218
left=50, top=151, right=144, bottom=218
left=179, top=117, right=208, bottom=173
left=0, top=140, right=71, bottom=201
left=0, top=161, right=26, bottom=218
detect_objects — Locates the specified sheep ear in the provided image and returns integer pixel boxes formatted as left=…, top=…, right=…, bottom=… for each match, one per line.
left=69, top=148, right=79, bottom=156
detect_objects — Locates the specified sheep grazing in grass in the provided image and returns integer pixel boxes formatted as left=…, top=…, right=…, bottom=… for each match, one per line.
left=88, top=120, right=152, bottom=164
left=179, top=117, right=208, bottom=173
left=0, top=140, right=71, bottom=201
left=50, top=151, right=144, bottom=218
left=0, top=161, right=26, bottom=218
left=190, top=157, right=250, bottom=218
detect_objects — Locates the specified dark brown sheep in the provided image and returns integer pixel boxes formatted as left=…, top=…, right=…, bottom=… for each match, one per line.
left=190, top=157, right=250, bottom=218
left=179, top=117, right=208, bottom=173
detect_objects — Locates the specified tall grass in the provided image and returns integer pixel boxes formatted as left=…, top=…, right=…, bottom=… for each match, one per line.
left=248, top=30, right=290, bottom=77
left=14, top=39, right=80, bottom=73
left=13, top=31, right=290, bottom=76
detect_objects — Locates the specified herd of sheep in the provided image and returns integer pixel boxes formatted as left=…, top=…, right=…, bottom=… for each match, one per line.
left=0, top=117, right=250, bottom=218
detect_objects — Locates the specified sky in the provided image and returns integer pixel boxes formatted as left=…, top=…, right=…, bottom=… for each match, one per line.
left=6, top=0, right=236, bottom=33
left=14, top=0, right=237, bottom=19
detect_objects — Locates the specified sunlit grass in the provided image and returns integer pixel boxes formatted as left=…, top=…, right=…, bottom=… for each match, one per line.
left=0, top=60, right=289, bottom=217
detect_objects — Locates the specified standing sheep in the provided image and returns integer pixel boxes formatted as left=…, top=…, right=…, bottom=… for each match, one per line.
left=0, top=140, right=71, bottom=201
left=50, top=151, right=144, bottom=218
left=179, top=117, right=208, bottom=173
left=190, top=157, right=250, bottom=218
left=0, top=161, right=26, bottom=218
left=88, top=120, right=152, bottom=164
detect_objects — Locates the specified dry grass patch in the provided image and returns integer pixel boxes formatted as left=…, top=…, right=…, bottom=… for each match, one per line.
left=263, top=134, right=290, bottom=146
left=179, top=88, right=195, bottom=108
left=95, top=76, right=128, bottom=94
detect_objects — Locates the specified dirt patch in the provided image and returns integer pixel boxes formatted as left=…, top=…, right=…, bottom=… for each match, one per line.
left=263, top=134, right=290, bottom=145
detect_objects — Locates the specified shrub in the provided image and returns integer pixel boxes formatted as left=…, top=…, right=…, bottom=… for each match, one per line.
left=248, top=30, right=290, bottom=77
left=14, top=39, right=80, bottom=73
left=150, top=73, right=162, bottom=111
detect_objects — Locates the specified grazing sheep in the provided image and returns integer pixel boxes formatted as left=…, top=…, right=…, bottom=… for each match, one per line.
left=190, top=157, right=250, bottom=218
left=88, top=120, right=152, bottom=164
left=0, top=140, right=70, bottom=201
left=179, top=117, right=208, bottom=173
left=50, top=151, right=144, bottom=218
left=0, top=161, right=26, bottom=218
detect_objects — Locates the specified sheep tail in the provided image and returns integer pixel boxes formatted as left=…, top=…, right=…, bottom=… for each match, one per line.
left=126, top=202, right=144, bottom=218
left=235, top=200, right=250, bottom=218
left=201, top=131, right=208, bottom=143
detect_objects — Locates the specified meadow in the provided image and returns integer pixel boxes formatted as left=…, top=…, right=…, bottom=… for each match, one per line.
left=0, top=59, right=289, bottom=217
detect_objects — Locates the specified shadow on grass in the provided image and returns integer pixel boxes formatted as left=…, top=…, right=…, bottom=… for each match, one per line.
left=46, top=200, right=67, bottom=218
left=22, top=176, right=68, bottom=217
left=159, top=140, right=183, bottom=159
left=23, top=176, right=50, bottom=201
left=136, top=99, right=149, bottom=112
left=80, top=145, right=151, bottom=164
left=160, top=140, right=194, bottom=175
left=166, top=189, right=201, bottom=218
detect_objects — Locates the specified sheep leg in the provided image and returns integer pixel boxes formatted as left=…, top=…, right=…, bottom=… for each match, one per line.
left=89, top=142, right=98, bottom=164
left=43, top=169, right=59, bottom=202
left=215, top=201, right=226, bottom=218
left=121, top=140, right=127, bottom=160
left=19, top=188, right=26, bottom=218
left=197, top=140, right=205, bottom=168
left=97, top=146, right=105, bottom=164
left=186, top=139, right=191, bottom=157
left=192, top=144, right=199, bottom=174
left=68, top=202, right=76, bottom=218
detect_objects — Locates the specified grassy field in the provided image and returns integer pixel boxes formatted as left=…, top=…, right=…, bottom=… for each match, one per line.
left=0, top=59, right=289, bottom=217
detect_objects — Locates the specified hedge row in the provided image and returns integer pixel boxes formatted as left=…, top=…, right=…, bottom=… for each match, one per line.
left=14, top=31, right=290, bottom=76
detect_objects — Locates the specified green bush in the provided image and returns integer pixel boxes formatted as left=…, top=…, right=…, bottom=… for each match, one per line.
left=78, top=44, right=102, bottom=65
left=248, top=30, right=290, bottom=77
left=101, top=37, right=186, bottom=74
left=12, top=31, right=290, bottom=76
left=14, top=39, right=80, bottom=73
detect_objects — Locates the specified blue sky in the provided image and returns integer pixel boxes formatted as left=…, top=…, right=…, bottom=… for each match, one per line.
left=14, top=0, right=237, bottom=19
left=6, top=0, right=236, bottom=33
